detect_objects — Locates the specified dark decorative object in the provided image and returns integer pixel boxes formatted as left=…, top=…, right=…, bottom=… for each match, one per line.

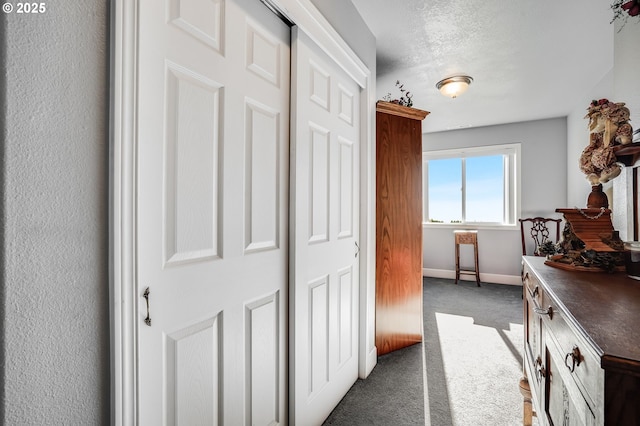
left=537, top=240, right=557, bottom=257
left=612, top=143, right=640, bottom=166
left=545, top=208, right=626, bottom=272
left=624, top=241, right=640, bottom=279
left=586, top=183, right=609, bottom=209
left=381, top=80, right=413, bottom=108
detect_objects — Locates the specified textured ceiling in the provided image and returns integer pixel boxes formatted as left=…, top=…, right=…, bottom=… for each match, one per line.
left=351, top=0, right=615, bottom=133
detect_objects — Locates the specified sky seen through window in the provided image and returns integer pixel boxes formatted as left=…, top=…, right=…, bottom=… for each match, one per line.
left=427, top=155, right=504, bottom=223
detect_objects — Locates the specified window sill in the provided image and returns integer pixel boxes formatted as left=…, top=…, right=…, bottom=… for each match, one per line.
left=422, top=222, right=519, bottom=231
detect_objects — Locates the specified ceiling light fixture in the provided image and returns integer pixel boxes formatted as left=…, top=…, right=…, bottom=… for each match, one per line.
left=436, top=75, right=473, bottom=98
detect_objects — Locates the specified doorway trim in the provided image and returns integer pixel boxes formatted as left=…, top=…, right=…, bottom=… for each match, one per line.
left=109, top=0, right=375, bottom=423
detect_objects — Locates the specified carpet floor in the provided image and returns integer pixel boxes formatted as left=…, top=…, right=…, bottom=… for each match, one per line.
left=323, top=277, right=524, bottom=426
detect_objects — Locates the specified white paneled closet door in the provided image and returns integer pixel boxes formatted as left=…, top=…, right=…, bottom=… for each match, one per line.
left=135, top=0, right=290, bottom=423
left=290, top=26, right=361, bottom=426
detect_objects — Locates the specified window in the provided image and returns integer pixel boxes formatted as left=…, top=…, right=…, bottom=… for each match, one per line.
left=423, top=144, right=520, bottom=226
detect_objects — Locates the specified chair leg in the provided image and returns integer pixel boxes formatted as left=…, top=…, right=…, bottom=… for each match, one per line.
left=474, top=241, right=480, bottom=287
left=454, top=243, right=460, bottom=284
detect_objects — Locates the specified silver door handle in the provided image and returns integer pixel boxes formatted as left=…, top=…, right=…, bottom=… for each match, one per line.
left=143, top=287, right=151, bottom=326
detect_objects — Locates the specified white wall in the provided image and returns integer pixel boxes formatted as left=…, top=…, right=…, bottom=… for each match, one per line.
left=614, top=20, right=640, bottom=129
left=312, top=0, right=376, bottom=72
left=611, top=20, right=640, bottom=240
left=423, top=118, right=567, bottom=282
left=1, top=3, right=110, bottom=424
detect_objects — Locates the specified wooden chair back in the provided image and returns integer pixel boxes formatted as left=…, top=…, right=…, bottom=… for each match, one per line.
left=519, top=217, right=562, bottom=256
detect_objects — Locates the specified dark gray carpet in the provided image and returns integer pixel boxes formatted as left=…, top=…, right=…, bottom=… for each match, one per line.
left=323, top=278, right=524, bottom=426
left=322, top=342, right=425, bottom=425
left=423, top=278, right=524, bottom=426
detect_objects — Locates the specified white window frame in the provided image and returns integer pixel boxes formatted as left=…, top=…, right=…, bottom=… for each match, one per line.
left=422, top=143, right=521, bottom=229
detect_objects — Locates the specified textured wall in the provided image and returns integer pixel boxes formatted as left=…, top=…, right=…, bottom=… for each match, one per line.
left=1, top=2, right=110, bottom=424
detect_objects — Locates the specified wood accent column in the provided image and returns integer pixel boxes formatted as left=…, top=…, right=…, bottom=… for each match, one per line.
left=375, top=101, right=429, bottom=356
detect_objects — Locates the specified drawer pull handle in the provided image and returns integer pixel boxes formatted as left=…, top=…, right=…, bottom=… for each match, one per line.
left=532, top=286, right=553, bottom=319
left=533, top=305, right=553, bottom=319
left=564, top=346, right=582, bottom=372
left=531, top=291, right=553, bottom=319
left=532, top=285, right=539, bottom=297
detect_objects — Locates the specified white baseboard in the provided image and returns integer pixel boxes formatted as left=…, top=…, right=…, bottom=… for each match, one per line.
left=360, top=346, right=377, bottom=379
left=422, top=268, right=521, bottom=286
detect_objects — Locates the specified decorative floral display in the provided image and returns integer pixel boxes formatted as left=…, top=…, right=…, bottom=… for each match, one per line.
left=579, top=98, right=633, bottom=185
left=382, top=80, right=413, bottom=108
left=586, top=99, right=632, bottom=131
left=611, top=0, right=640, bottom=27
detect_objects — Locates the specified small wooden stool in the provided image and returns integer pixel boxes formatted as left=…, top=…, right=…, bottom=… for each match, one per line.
left=454, top=230, right=480, bottom=286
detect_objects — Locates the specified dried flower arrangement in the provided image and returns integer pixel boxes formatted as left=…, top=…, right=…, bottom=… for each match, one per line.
left=382, top=80, right=413, bottom=108
left=611, top=0, right=640, bottom=28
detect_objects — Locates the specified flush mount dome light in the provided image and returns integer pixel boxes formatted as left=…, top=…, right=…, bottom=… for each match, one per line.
left=436, top=75, right=473, bottom=98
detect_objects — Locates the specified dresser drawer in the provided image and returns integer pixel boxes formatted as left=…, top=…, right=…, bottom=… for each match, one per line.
left=522, top=267, right=543, bottom=393
left=544, top=343, right=596, bottom=426
left=540, top=290, right=603, bottom=408
left=522, top=267, right=544, bottom=358
left=523, top=267, right=543, bottom=303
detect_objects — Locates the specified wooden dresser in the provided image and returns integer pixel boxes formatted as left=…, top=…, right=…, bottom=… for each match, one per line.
left=521, top=256, right=640, bottom=425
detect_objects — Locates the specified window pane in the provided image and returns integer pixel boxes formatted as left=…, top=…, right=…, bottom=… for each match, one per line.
left=428, top=158, right=462, bottom=223
left=466, top=155, right=504, bottom=222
